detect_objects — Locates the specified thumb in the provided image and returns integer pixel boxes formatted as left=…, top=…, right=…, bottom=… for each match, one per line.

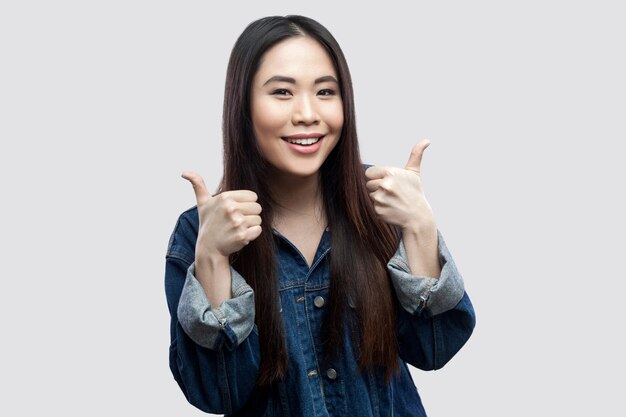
left=181, top=171, right=211, bottom=204
left=404, top=140, right=430, bottom=174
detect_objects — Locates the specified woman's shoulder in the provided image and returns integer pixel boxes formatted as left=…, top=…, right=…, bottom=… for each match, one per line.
left=177, top=205, right=199, bottom=227
left=165, top=206, right=199, bottom=264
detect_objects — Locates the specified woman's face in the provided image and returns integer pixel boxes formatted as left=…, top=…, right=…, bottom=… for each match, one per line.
left=251, top=36, right=343, bottom=179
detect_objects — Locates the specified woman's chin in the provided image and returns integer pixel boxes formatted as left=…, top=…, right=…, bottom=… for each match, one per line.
left=269, top=162, right=323, bottom=180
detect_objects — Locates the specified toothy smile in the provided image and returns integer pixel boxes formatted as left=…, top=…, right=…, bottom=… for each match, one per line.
left=281, top=135, right=325, bottom=146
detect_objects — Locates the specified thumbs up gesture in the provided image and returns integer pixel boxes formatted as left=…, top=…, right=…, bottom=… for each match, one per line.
left=181, top=171, right=263, bottom=258
left=365, top=140, right=436, bottom=233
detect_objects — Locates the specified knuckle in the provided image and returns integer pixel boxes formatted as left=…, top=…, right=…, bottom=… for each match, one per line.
left=224, top=201, right=237, bottom=215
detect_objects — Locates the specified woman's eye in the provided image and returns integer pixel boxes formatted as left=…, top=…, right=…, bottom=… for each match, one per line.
left=318, top=89, right=336, bottom=96
left=271, top=89, right=291, bottom=96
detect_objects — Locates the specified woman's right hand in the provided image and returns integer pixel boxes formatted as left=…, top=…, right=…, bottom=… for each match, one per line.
left=181, top=171, right=263, bottom=259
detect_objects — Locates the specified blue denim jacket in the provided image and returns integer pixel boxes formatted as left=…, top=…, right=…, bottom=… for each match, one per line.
left=165, top=207, right=475, bottom=416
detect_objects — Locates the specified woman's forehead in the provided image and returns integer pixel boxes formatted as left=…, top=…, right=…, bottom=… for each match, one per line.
left=255, top=37, right=337, bottom=82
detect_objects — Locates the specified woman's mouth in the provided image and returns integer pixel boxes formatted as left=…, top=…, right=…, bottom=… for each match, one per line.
left=281, top=135, right=324, bottom=146
left=280, top=135, right=326, bottom=154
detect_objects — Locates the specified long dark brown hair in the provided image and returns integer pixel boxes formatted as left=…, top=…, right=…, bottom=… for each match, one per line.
left=218, top=15, right=401, bottom=386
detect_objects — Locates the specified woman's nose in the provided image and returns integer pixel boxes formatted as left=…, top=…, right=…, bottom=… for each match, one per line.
left=292, top=94, right=319, bottom=125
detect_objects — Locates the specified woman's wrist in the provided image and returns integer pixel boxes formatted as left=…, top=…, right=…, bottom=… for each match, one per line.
left=195, top=241, right=230, bottom=266
left=194, top=248, right=232, bottom=307
left=400, top=222, right=440, bottom=278
left=401, top=217, right=437, bottom=238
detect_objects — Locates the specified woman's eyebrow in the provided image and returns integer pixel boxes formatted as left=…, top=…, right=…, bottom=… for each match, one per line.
left=263, top=75, right=338, bottom=86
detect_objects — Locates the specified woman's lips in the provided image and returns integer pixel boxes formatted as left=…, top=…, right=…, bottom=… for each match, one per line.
left=282, top=136, right=325, bottom=155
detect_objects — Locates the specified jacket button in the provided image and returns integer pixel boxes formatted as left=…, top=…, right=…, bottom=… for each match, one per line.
left=314, top=296, right=325, bottom=308
left=326, top=368, right=337, bottom=380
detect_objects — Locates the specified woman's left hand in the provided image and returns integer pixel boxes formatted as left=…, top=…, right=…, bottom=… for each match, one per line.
left=365, top=140, right=436, bottom=233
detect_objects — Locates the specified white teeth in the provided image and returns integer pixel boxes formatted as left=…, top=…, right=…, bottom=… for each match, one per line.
left=284, top=136, right=322, bottom=145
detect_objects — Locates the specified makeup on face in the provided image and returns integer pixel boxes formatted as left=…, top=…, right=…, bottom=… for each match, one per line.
left=251, top=36, right=344, bottom=178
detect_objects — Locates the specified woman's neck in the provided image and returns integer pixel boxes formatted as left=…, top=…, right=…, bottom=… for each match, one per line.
left=268, top=171, right=325, bottom=226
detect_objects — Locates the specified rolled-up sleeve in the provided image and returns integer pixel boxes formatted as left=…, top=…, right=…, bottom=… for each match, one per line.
left=387, top=229, right=465, bottom=316
left=177, top=262, right=256, bottom=351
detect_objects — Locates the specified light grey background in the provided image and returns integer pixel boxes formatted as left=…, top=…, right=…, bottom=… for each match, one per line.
left=1, top=0, right=624, bottom=416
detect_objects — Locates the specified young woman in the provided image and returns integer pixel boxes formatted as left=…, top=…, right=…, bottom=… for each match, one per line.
left=165, top=15, right=475, bottom=417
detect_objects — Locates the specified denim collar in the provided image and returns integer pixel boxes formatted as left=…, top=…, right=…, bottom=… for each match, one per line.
left=271, top=227, right=331, bottom=290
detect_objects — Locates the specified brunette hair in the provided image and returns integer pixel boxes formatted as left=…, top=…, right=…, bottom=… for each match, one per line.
left=218, top=15, right=401, bottom=386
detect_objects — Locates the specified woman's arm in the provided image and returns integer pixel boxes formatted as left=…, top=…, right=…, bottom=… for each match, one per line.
left=400, top=223, right=441, bottom=279
left=388, top=230, right=476, bottom=370
left=364, top=143, right=475, bottom=369
left=165, top=211, right=263, bottom=414
left=395, top=291, right=475, bottom=371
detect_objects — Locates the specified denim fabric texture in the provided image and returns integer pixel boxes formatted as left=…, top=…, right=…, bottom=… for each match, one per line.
left=165, top=196, right=476, bottom=416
